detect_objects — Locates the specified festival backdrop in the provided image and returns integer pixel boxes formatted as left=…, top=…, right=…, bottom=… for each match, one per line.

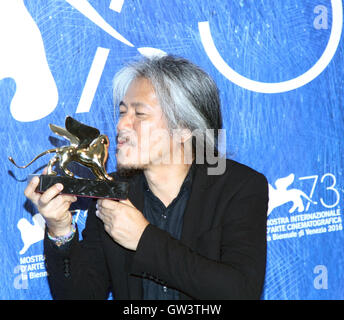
left=0, top=0, right=343, bottom=300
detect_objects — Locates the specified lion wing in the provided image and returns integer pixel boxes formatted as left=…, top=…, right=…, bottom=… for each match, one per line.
left=49, top=123, right=80, bottom=147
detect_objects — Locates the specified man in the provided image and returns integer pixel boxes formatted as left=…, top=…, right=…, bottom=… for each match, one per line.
left=24, top=55, right=268, bottom=299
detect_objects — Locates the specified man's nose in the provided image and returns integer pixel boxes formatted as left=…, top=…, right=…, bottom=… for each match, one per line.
left=117, top=111, right=134, bottom=131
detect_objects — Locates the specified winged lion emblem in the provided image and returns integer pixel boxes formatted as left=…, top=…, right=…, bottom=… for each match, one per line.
left=9, top=116, right=113, bottom=181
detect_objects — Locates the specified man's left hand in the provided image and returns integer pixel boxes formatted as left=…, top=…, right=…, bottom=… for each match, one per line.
left=96, top=198, right=149, bottom=251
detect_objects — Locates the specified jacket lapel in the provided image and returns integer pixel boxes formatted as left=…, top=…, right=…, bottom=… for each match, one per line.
left=180, top=162, right=217, bottom=249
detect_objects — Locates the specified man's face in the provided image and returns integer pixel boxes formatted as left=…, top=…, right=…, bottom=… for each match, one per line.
left=116, top=77, right=176, bottom=169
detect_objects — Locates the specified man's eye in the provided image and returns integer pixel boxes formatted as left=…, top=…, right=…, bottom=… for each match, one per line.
left=136, top=112, right=146, bottom=116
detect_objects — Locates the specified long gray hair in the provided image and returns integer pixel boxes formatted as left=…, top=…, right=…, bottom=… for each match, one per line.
left=112, top=55, right=223, bottom=159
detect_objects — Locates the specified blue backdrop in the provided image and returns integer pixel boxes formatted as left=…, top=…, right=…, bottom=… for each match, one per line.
left=1, top=0, right=343, bottom=299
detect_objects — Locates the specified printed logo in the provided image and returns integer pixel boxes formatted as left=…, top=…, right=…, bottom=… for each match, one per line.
left=17, top=214, right=45, bottom=255
left=268, top=174, right=317, bottom=215
left=267, top=173, right=342, bottom=242
left=17, top=209, right=87, bottom=255
left=14, top=209, right=88, bottom=289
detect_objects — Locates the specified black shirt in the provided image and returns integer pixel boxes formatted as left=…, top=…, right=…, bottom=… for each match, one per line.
left=141, top=163, right=195, bottom=300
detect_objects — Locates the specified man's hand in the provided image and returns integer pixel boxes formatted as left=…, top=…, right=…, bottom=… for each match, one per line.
left=96, top=198, right=149, bottom=251
left=24, top=174, right=77, bottom=237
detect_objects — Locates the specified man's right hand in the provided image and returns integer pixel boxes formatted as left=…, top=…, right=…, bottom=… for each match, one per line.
left=24, top=175, right=78, bottom=237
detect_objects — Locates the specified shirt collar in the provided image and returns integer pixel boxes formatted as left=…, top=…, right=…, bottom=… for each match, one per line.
left=142, top=161, right=195, bottom=194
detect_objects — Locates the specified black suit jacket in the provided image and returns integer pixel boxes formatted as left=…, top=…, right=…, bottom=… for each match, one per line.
left=44, top=159, right=268, bottom=300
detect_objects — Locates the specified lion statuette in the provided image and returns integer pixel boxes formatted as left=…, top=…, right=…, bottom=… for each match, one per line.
left=9, top=116, right=113, bottom=181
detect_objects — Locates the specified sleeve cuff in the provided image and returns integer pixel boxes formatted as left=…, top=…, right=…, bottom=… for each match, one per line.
left=131, top=223, right=166, bottom=276
left=44, top=224, right=79, bottom=256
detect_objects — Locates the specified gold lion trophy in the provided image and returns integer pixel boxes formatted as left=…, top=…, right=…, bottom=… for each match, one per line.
left=9, top=116, right=129, bottom=200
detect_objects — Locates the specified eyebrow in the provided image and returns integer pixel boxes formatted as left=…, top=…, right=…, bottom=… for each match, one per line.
left=119, top=101, right=127, bottom=108
left=119, top=101, right=153, bottom=110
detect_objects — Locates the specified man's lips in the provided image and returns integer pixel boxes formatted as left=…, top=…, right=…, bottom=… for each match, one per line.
left=117, top=141, right=127, bottom=148
left=117, top=135, right=132, bottom=147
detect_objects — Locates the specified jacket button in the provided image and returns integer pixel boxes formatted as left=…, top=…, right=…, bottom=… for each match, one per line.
left=63, top=258, right=70, bottom=278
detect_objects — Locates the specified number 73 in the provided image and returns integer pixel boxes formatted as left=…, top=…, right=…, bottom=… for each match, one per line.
left=299, top=173, right=340, bottom=211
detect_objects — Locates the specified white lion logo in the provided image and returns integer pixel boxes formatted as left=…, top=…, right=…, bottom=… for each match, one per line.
left=268, top=174, right=317, bottom=215
left=17, top=213, right=45, bottom=255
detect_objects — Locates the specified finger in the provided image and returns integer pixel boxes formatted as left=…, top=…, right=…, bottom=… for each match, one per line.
left=24, top=176, right=41, bottom=203
left=49, top=194, right=77, bottom=208
left=39, top=194, right=70, bottom=213
left=51, top=200, right=72, bottom=216
left=97, top=199, right=119, bottom=210
left=61, top=200, right=73, bottom=213
left=61, top=194, right=78, bottom=203
left=42, top=166, right=48, bottom=175
left=44, top=200, right=73, bottom=223
left=38, top=183, right=64, bottom=206
left=119, top=198, right=135, bottom=208
left=103, top=223, right=112, bottom=236
left=25, top=175, right=40, bottom=195
left=96, top=208, right=110, bottom=224
left=96, top=206, right=111, bottom=221
left=99, top=206, right=118, bottom=218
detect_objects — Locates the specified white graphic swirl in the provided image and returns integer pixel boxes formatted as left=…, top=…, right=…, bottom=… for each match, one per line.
left=199, top=0, right=343, bottom=93
left=0, top=0, right=59, bottom=122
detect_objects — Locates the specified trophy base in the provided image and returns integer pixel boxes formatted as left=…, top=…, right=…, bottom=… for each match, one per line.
left=31, top=174, right=129, bottom=200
